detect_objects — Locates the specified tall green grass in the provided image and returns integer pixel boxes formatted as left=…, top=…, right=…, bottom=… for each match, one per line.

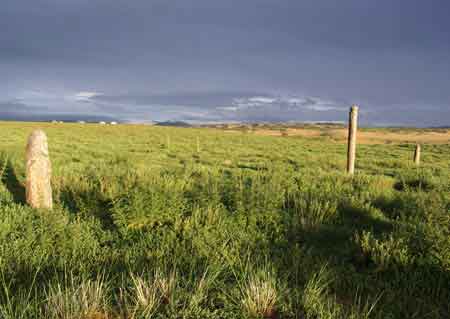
left=0, top=122, right=449, bottom=318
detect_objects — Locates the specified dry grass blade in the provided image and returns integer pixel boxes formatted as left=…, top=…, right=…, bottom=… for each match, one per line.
left=130, top=273, right=161, bottom=318
left=129, top=269, right=176, bottom=318
left=45, top=276, right=109, bottom=319
left=154, top=269, right=176, bottom=305
left=241, top=269, right=279, bottom=318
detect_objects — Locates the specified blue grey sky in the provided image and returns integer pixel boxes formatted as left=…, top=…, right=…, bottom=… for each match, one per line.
left=1, top=0, right=449, bottom=126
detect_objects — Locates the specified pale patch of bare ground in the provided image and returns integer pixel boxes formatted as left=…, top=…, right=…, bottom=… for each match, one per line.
left=237, top=127, right=450, bottom=144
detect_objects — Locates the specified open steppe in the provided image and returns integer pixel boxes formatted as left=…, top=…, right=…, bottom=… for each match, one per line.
left=0, top=121, right=449, bottom=318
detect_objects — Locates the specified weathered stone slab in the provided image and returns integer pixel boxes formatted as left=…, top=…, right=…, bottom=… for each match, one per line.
left=26, top=130, right=53, bottom=209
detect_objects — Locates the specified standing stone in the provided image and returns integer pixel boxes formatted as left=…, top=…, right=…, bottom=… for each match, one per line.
left=26, top=130, right=53, bottom=209
left=347, top=105, right=359, bottom=175
left=414, top=144, right=421, bottom=166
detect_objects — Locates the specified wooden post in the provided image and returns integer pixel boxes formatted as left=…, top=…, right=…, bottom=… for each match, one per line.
left=347, top=105, right=359, bottom=175
left=414, top=144, right=421, bottom=166
left=196, top=136, right=200, bottom=153
left=26, top=130, right=53, bottom=209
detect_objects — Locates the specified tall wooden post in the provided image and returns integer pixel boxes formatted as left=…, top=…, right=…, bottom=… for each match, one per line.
left=347, top=105, right=359, bottom=175
left=26, top=130, right=53, bottom=209
left=414, top=144, right=421, bottom=166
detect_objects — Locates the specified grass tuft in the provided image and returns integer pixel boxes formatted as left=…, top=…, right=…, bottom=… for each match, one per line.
left=241, top=267, right=281, bottom=318
left=45, top=274, right=109, bottom=319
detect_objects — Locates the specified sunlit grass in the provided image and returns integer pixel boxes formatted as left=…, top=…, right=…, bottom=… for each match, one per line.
left=0, top=121, right=449, bottom=318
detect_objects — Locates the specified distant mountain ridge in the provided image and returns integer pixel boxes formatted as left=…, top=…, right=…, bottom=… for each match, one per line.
left=154, top=121, right=192, bottom=127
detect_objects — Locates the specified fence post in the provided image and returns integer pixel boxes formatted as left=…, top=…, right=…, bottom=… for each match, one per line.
left=347, top=105, right=359, bottom=175
left=26, top=130, right=53, bottom=209
left=414, top=144, right=421, bottom=166
left=196, top=136, right=200, bottom=153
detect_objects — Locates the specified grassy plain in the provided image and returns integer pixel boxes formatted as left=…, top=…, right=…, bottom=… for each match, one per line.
left=0, top=121, right=449, bottom=318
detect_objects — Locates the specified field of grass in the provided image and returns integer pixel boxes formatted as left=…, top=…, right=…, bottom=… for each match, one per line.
left=0, top=121, right=449, bottom=318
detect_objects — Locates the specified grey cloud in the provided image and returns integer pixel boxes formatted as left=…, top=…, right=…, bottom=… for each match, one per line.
left=44, top=91, right=348, bottom=123
left=178, top=94, right=348, bottom=123
left=93, top=91, right=263, bottom=109
left=0, top=101, right=34, bottom=114
left=2, top=90, right=448, bottom=126
left=0, top=99, right=118, bottom=122
left=1, top=1, right=449, bottom=126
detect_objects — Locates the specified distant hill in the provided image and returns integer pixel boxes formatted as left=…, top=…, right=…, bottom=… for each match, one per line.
left=154, top=121, right=192, bottom=127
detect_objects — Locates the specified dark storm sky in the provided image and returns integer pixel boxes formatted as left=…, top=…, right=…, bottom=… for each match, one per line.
left=1, top=0, right=449, bottom=125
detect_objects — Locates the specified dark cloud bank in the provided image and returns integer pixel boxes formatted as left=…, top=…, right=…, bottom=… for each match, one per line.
left=1, top=0, right=449, bottom=126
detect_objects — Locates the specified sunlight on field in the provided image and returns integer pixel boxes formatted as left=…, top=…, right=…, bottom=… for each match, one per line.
left=0, top=121, right=449, bottom=318
left=247, top=127, right=450, bottom=144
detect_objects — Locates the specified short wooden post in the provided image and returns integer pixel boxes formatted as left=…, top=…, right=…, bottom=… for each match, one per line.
left=196, top=136, right=200, bottom=153
left=26, top=130, right=53, bottom=209
left=347, top=105, right=359, bottom=175
left=414, top=144, right=421, bottom=166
